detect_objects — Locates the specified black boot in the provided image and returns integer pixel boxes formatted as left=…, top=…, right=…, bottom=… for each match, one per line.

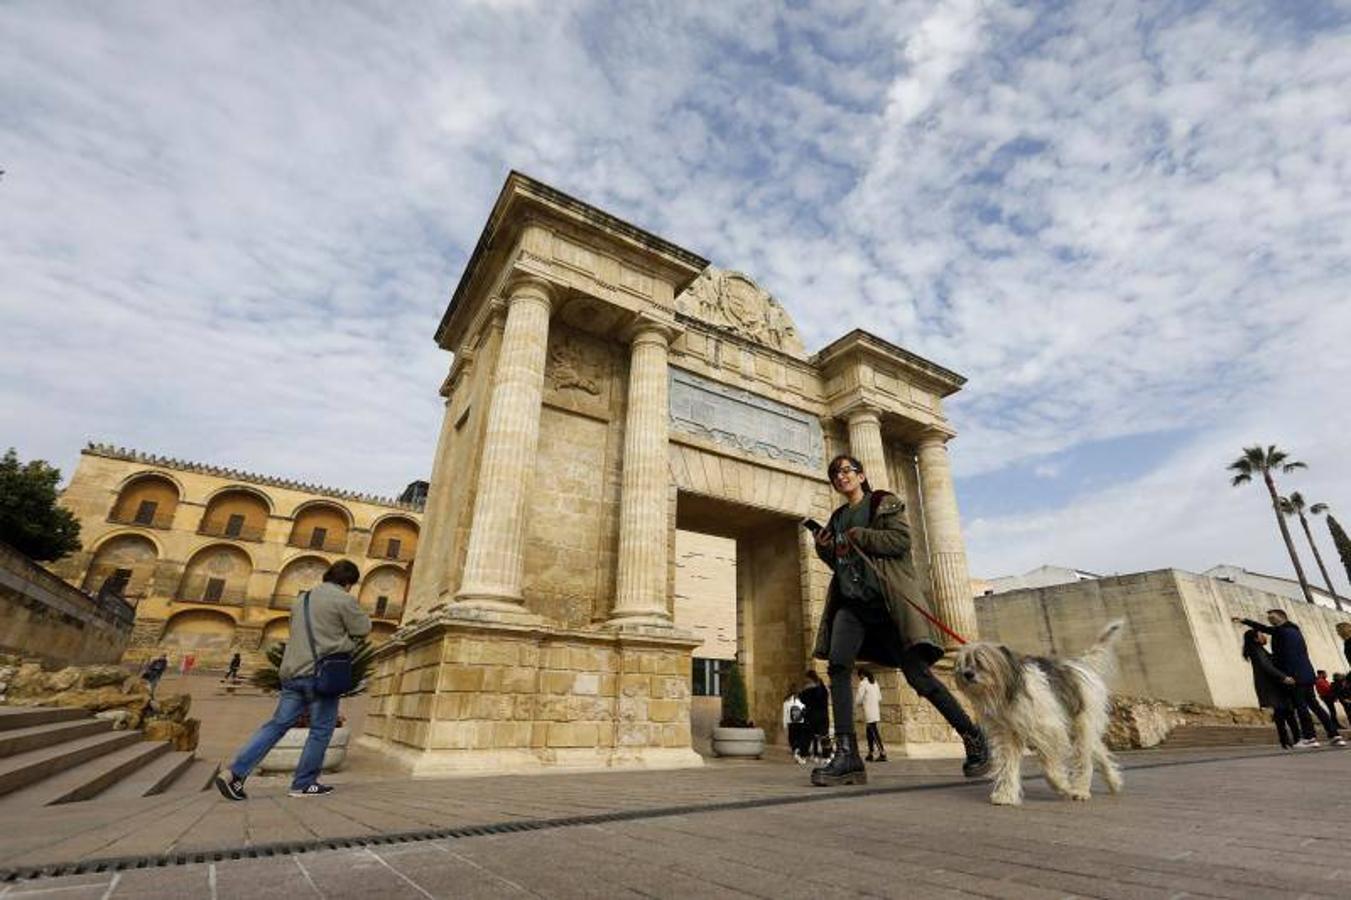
left=810, top=734, right=867, bottom=787
left=961, top=727, right=990, bottom=778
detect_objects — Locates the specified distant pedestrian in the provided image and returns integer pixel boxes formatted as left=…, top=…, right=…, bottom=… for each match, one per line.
left=1241, top=629, right=1299, bottom=749
left=224, top=652, right=242, bottom=683
left=782, top=690, right=810, bottom=764
left=215, top=560, right=371, bottom=801
left=799, top=671, right=831, bottom=760
left=855, top=669, right=887, bottom=762
left=1234, top=611, right=1345, bottom=747
left=141, top=654, right=168, bottom=700
left=1314, top=670, right=1341, bottom=730
left=1337, top=622, right=1351, bottom=669
left=180, top=653, right=196, bottom=676
left=1333, top=674, right=1351, bottom=722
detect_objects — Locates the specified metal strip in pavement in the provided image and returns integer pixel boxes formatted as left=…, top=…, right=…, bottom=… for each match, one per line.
left=0, top=747, right=1294, bottom=883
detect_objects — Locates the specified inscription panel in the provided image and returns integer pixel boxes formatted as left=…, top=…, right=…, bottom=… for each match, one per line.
left=669, top=368, right=823, bottom=469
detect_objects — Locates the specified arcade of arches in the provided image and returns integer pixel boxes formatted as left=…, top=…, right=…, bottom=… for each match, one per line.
left=363, top=173, right=979, bottom=776
left=52, top=444, right=424, bottom=671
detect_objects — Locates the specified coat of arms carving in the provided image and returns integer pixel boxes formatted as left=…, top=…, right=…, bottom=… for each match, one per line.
left=675, top=268, right=806, bottom=357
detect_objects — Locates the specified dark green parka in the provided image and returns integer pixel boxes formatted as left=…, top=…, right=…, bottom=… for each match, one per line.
left=810, top=490, right=940, bottom=667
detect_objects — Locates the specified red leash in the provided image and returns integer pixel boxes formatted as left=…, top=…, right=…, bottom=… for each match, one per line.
left=847, top=535, right=970, bottom=646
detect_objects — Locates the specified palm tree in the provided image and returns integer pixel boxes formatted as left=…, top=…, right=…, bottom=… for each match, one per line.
left=1228, top=445, right=1314, bottom=605
left=1281, top=494, right=1343, bottom=610
left=1308, top=502, right=1346, bottom=611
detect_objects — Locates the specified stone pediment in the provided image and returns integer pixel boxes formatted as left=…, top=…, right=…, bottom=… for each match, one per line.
left=675, top=268, right=806, bottom=358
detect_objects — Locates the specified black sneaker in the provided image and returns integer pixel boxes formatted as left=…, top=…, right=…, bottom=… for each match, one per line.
left=962, top=728, right=991, bottom=778
left=289, top=783, right=335, bottom=798
left=214, top=772, right=247, bottom=801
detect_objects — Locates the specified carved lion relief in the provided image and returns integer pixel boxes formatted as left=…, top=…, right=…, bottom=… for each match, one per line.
left=676, top=268, right=806, bottom=357
left=544, top=327, right=613, bottom=418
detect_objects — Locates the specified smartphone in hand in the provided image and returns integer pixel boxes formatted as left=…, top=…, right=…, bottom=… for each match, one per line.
left=801, top=518, right=823, bottom=535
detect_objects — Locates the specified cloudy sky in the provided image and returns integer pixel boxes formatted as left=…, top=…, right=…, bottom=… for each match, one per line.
left=3, top=1, right=1350, bottom=586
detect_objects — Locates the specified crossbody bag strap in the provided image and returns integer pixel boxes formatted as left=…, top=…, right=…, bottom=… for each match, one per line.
left=301, top=590, right=321, bottom=668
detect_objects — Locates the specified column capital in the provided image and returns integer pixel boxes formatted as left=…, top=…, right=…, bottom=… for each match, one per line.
left=844, top=405, right=883, bottom=428
left=916, top=427, right=955, bottom=449
left=622, top=312, right=682, bottom=347
left=503, top=276, right=556, bottom=313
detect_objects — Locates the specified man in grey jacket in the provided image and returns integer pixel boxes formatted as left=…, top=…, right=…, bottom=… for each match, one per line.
left=216, top=560, right=371, bottom=800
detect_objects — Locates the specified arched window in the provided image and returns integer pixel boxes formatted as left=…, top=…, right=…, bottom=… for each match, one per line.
left=273, top=555, right=329, bottom=610
left=198, top=488, right=270, bottom=542
left=109, top=474, right=180, bottom=529
left=82, top=533, right=159, bottom=599
left=287, top=502, right=351, bottom=553
left=358, top=564, right=408, bottom=621
left=178, top=544, right=253, bottom=605
left=369, top=516, right=419, bottom=562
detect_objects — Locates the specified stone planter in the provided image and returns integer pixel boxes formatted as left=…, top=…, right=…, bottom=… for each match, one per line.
left=257, top=726, right=350, bottom=773
left=711, top=726, right=765, bottom=758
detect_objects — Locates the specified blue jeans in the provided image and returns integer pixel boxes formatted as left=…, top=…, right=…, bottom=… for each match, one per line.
left=229, top=677, right=339, bottom=790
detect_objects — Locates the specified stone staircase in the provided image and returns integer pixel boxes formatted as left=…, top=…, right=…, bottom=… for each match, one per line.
left=1159, top=723, right=1280, bottom=749
left=0, top=706, right=216, bottom=810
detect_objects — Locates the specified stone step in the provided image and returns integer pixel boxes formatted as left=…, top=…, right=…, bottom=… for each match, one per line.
left=0, top=739, right=171, bottom=808
left=0, top=730, right=143, bottom=797
left=96, top=750, right=197, bottom=801
left=1162, top=725, right=1279, bottom=748
left=0, top=706, right=90, bottom=732
left=0, top=718, right=112, bottom=758
left=160, top=758, right=219, bottom=796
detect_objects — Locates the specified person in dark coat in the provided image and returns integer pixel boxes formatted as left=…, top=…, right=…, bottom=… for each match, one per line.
left=1241, top=629, right=1299, bottom=748
left=140, top=654, right=168, bottom=700
left=808, top=454, right=988, bottom=786
left=1234, top=610, right=1345, bottom=747
left=1332, top=673, right=1351, bottom=723
left=798, top=671, right=831, bottom=760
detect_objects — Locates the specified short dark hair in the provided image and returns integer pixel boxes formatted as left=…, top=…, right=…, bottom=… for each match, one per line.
left=827, top=454, right=873, bottom=493
left=323, top=559, right=360, bottom=588
left=804, top=670, right=821, bottom=684
left=1317, top=670, right=1327, bottom=676
left=857, top=667, right=874, bottom=683
left=1267, top=608, right=1288, bottom=620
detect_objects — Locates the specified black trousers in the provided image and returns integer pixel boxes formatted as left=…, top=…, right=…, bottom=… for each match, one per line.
left=827, top=604, right=974, bottom=738
left=1291, top=684, right=1339, bottom=740
left=864, top=721, right=885, bottom=757
left=1320, top=697, right=1342, bottom=730
left=1272, top=702, right=1299, bottom=747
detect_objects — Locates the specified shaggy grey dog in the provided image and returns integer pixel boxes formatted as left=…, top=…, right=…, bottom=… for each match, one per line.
left=953, top=621, right=1125, bottom=806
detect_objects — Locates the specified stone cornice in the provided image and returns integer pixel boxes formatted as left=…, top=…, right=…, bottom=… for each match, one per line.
left=437, top=171, right=709, bottom=350
left=82, top=443, right=425, bottom=513
left=812, top=329, right=966, bottom=397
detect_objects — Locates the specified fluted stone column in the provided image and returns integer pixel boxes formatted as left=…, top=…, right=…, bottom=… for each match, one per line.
left=846, top=407, right=891, bottom=491
left=454, top=279, right=553, bottom=613
left=916, top=431, right=977, bottom=645
left=609, top=319, right=678, bottom=627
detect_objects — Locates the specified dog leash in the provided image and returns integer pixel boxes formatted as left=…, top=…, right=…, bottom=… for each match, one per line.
left=845, top=533, right=970, bottom=646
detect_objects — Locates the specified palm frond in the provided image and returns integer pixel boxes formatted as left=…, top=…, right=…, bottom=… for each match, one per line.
left=1230, top=472, right=1252, bottom=486
left=1282, top=461, right=1307, bottom=473
left=1286, top=492, right=1306, bottom=510
left=1311, top=503, right=1329, bottom=515
left=1278, top=496, right=1294, bottom=515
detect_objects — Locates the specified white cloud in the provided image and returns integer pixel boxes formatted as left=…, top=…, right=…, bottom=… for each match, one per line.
left=1, top=1, right=1349, bottom=587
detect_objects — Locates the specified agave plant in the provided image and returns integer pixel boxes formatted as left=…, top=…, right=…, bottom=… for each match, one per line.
left=250, top=637, right=377, bottom=697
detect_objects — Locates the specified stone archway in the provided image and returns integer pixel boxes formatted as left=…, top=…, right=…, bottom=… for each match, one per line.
left=162, top=608, right=236, bottom=653
left=364, top=172, right=979, bottom=776
left=82, top=533, right=159, bottom=599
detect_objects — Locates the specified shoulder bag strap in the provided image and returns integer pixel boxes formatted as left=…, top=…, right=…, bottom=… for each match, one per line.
left=301, top=590, right=321, bottom=668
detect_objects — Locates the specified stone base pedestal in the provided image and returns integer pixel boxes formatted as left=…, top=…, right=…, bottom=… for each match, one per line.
left=361, top=611, right=705, bottom=777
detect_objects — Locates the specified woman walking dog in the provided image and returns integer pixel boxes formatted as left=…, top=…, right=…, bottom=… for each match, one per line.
left=808, top=453, right=989, bottom=786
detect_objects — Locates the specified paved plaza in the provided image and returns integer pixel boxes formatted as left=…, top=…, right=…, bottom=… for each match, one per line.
left=0, top=743, right=1346, bottom=898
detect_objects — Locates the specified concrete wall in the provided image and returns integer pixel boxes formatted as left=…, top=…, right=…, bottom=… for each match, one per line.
left=0, top=541, right=133, bottom=666
left=976, top=569, right=1351, bottom=708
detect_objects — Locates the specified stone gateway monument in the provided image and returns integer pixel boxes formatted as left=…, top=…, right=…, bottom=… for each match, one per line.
left=362, top=173, right=979, bottom=775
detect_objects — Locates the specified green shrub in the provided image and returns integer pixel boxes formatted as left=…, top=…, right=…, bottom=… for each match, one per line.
left=719, top=661, right=754, bottom=728
left=250, top=637, right=376, bottom=697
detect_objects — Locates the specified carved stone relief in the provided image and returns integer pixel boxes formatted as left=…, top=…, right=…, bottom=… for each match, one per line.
left=544, top=326, right=613, bottom=419
left=676, top=268, right=806, bottom=358
left=669, top=367, right=823, bottom=469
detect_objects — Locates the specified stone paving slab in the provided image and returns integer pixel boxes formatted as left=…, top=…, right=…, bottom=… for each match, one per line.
left=0, top=745, right=1345, bottom=898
